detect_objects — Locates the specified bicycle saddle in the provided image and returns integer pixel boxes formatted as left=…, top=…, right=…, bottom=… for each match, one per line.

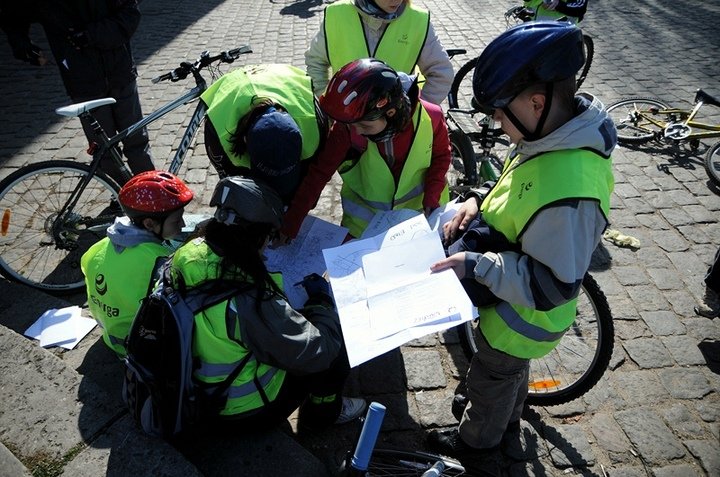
left=55, top=98, right=117, bottom=118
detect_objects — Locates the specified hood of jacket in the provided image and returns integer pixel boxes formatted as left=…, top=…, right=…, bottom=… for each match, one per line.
left=106, top=216, right=163, bottom=253
left=514, top=93, right=618, bottom=160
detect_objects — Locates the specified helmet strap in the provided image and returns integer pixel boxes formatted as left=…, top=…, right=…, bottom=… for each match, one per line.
left=502, top=82, right=554, bottom=142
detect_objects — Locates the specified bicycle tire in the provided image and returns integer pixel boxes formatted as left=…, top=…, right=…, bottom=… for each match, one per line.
left=367, top=449, right=467, bottom=476
left=448, top=125, right=477, bottom=197
left=605, top=97, right=671, bottom=144
left=458, top=273, right=614, bottom=406
left=704, top=141, right=720, bottom=188
left=0, top=161, right=121, bottom=294
left=448, top=56, right=479, bottom=110
left=576, top=35, right=594, bottom=90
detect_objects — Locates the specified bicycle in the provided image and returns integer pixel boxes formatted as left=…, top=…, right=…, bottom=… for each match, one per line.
left=605, top=89, right=720, bottom=188
left=447, top=6, right=593, bottom=113
left=339, top=402, right=468, bottom=476
left=443, top=55, right=615, bottom=407
left=0, top=46, right=252, bottom=294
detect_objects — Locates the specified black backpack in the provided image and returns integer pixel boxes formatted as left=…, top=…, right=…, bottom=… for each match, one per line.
left=122, top=265, right=252, bottom=439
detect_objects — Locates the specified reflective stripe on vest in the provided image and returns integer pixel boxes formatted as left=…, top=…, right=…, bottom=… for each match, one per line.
left=173, top=240, right=287, bottom=415
left=81, top=236, right=168, bottom=357
left=478, top=149, right=614, bottom=358
left=200, top=64, right=320, bottom=168
left=338, top=103, right=447, bottom=237
left=324, top=0, right=429, bottom=75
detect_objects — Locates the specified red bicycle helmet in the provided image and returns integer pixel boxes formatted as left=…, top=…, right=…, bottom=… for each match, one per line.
left=119, top=170, right=194, bottom=219
left=320, top=58, right=405, bottom=124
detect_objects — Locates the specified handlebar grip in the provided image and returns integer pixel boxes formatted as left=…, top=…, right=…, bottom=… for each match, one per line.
left=151, top=72, right=172, bottom=84
left=350, top=402, right=386, bottom=472
left=227, top=45, right=252, bottom=58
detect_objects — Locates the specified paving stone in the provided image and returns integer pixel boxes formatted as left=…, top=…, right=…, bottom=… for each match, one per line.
left=624, top=285, right=672, bottom=313
left=660, top=335, right=707, bottom=366
left=402, top=349, right=447, bottom=390
left=588, top=413, right=632, bottom=454
left=614, top=408, right=686, bottom=465
left=412, top=388, right=456, bottom=428
left=646, top=267, right=687, bottom=291
left=641, top=311, right=685, bottom=336
left=612, top=370, right=670, bottom=403
left=661, top=404, right=708, bottom=440
left=604, top=466, right=647, bottom=477
left=684, top=439, right=720, bottom=477
left=652, top=464, right=705, bottom=477
left=544, top=423, right=595, bottom=468
left=658, top=368, right=712, bottom=399
left=623, top=337, right=674, bottom=368
left=651, top=228, right=692, bottom=253
left=583, top=377, right=627, bottom=411
left=613, top=266, right=650, bottom=286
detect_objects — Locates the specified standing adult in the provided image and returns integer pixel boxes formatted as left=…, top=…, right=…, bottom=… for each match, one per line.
left=305, top=0, right=453, bottom=105
left=0, top=0, right=154, bottom=185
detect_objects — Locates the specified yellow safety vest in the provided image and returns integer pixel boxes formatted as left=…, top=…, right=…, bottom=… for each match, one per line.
left=324, top=0, right=429, bottom=75
left=201, top=64, right=320, bottom=168
left=478, top=149, right=613, bottom=358
left=339, top=103, right=448, bottom=237
left=524, top=0, right=580, bottom=22
left=171, top=239, right=286, bottom=416
left=81, top=237, right=168, bottom=357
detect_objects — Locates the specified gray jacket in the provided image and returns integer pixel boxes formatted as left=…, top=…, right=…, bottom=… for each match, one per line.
left=466, top=94, right=617, bottom=311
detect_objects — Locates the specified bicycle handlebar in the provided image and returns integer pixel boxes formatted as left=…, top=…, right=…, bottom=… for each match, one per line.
left=151, top=45, right=253, bottom=84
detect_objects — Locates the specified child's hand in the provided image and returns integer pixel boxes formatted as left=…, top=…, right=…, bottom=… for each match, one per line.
left=442, top=197, right=479, bottom=244
left=430, top=252, right=466, bottom=279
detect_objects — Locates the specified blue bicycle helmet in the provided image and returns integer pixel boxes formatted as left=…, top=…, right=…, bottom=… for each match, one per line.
left=472, top=21, right=585, bottom=115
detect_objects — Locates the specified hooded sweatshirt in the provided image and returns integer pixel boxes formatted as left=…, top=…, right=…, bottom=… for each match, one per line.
left=465, top=93, right=616, bottom=310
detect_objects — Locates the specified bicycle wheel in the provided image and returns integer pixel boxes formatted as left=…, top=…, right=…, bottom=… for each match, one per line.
left=704, top=141, right=720, bottom=188
left=576, top=35, right=594, bottom=90
left=448, top=125, right=476, bottom=199
left=459, top=273, right=614, bottom=406
left=605, top=97, right=671, bottom=144
left=367, top=449, right=467, bottom=476
left=0, top=161, right=121, bottom=294
left=448, top=56, right=479, bottom=110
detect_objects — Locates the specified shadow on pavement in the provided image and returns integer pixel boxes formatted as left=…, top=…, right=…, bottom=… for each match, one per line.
left=0, top=0, right=227, bottom=167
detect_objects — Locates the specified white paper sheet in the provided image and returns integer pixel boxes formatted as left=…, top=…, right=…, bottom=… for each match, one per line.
left=24, top=306, right=97, bottom=350
left=324, top=213, right=475, bottom=367
left=265, top=215, right=348, bottom=308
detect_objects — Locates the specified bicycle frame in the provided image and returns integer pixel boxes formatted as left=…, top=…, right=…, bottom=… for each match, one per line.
left=49, top=48, right=251, bottom=248
left=643, top=101, right=720, bottom=142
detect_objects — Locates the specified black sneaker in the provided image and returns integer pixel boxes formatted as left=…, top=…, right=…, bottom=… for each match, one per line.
left=452, top=393, right=469, bottom=422
left=427, top=428, right=475, bottom=457
left=426, top=429, right=502, bottom=477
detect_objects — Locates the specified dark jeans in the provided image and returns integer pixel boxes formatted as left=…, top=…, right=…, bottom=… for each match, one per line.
left=76, top=80, right=154, bottom=185
left=459, top=331, right=529, bottom=449
left=705, top=246, right=720, bottom=293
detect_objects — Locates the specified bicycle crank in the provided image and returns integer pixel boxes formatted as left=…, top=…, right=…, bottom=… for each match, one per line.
left=664, top=123, right=692, bottom=141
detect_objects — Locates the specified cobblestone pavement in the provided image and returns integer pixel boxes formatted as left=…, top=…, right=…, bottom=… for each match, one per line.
left=1, top=0, right=720, bottom=476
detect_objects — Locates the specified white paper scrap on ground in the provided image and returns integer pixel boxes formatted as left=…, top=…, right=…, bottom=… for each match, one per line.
left=24, top=306, right=97, bottom=350
left=265, top=215, right=348, bottom=308
left=324, top=213, right=475, bottom=367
